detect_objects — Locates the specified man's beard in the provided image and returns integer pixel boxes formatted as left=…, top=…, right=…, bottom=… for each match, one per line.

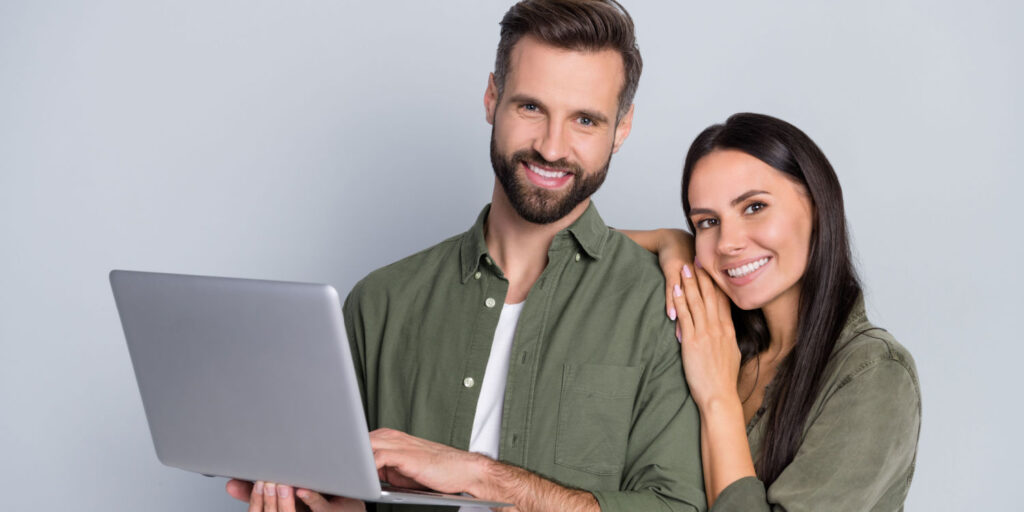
left=490, top=130, right=611, bottom=225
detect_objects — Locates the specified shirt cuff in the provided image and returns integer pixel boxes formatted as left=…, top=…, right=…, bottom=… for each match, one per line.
left=592, top=489, right=703, bottom=512
left=711, top=477, right=769, bottom=512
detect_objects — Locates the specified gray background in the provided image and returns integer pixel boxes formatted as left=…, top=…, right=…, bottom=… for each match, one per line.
left=1, top=0, right=1018, bottom=509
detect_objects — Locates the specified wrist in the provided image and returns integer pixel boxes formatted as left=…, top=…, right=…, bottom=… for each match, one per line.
left=696, top=392, right=743, bottom=417
left=467, top=453, right=503, bottom=501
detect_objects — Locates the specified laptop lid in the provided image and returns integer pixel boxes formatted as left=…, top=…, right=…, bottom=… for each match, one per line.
left=110, top=270, right=509, bottom=507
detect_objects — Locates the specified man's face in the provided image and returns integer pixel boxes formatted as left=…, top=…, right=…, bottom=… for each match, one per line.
left=486, top=36, right=633, bottom=224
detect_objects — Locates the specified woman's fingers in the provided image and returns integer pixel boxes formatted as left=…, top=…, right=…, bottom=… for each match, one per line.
left=694, top=266, right=720, bottom=327
left=680, top=264, right=707, bottom=333
left=666, top=279, right=679, bottom=321
left=672, top=282, right=695, bottom=344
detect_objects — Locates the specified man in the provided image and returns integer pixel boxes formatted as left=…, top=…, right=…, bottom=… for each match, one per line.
left=228, top=1, right=704, bottom=511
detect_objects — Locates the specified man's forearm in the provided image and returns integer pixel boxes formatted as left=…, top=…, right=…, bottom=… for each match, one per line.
left=471, top=458, right=599, bottom=512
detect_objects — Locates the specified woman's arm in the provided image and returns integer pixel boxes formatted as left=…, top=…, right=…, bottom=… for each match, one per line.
left=619, top=228, right=695, bottom=320
left=672, top=263, right=756, bottom=507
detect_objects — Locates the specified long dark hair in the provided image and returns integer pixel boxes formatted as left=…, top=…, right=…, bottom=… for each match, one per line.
left=680, top=113, right=861, bottom=486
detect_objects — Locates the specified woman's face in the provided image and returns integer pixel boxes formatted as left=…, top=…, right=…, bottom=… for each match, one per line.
left=687, top=149, right=814, bottom=311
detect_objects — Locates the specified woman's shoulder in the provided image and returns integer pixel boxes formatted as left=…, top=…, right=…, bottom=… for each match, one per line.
left=821, top=317, right=920, bottom=408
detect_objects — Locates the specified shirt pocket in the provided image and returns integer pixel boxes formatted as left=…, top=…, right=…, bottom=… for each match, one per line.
left=554, top=363, right=642, bottom=476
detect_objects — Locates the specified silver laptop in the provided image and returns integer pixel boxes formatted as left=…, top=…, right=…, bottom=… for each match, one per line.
left=110, top=270, right=510, bottom=508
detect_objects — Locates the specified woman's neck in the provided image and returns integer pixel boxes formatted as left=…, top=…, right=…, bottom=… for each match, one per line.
left=760, top=286, right=801, bottom=362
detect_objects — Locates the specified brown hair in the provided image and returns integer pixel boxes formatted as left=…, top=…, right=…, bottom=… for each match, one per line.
left=494, top=0, right=642, bottom=119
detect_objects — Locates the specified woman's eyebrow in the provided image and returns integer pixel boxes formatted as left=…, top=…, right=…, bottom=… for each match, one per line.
left=731, top=189, right=770, bottom=206
left=689, top=190, right=772, bottom=217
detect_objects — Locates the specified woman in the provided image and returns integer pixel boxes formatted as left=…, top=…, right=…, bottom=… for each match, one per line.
left=625, top=113, right=921, bottom=510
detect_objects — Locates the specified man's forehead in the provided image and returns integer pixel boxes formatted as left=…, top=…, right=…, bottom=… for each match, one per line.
left=503, top=35, right=624, bottom=113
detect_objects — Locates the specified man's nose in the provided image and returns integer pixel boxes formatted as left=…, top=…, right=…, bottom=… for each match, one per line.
left=533, top=120, right=571, bottom=164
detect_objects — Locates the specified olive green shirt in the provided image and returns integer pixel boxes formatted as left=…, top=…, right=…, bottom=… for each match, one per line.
left=713, top=298, right=921, bottom=511
left=343, top=203, right=706, bottom=512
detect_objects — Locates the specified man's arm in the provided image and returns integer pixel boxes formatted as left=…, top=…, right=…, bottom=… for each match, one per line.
left=370, top=429, right=598, bottom=512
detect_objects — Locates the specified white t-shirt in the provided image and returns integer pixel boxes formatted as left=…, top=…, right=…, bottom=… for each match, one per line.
left=459, top=301, right=524, bottom=512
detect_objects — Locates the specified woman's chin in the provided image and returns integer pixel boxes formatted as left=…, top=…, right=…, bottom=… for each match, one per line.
left=725, top=292, right=767, bottom=311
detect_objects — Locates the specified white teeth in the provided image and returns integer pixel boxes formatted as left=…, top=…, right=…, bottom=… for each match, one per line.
left=529, top=164, right=568, bottom=179
left=727, top=257, right=769, bottom=278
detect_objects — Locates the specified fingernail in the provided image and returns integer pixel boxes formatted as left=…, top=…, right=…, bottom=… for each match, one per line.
left=673, top=284, right=682, bottom=297
left=676, top=325, right=682, bottom=342
left=683, top=264, right=692, bottom=278
left=668, top=307, right=676, bottom=321
left=278, top=486, right=290, bottom=499
left=254, top=481, right=264, bottom=494
left=264, top=483, right=276, bottom=496
left=297, top=490, right=309, bottom=500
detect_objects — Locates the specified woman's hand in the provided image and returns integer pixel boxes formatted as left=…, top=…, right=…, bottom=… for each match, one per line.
left=671, top=263, right=741, bottom=410
left=226, top=479, right=366, bottom=512
left=617, top=228, right=695, bottom=320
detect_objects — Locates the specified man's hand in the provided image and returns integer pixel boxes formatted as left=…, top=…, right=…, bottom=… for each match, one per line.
left=370, top=428, right=489, bottom=496
left=225, top=479, right=366, bottom=512
left=370, top=429, right=598, bottom=512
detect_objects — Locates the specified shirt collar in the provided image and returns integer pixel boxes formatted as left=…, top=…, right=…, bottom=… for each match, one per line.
left=832, top=292, right=873, bottom=355
left=459, top=201, right=609, bottom=283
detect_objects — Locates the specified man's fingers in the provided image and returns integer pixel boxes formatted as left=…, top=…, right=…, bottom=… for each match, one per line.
left=277, top=485, right=297, bottom=512
left=296, top=490, right=330, bottom=512
left=248, top=481, right=265, bottom=512
left=227, top=479, right=254, bottom=503
left=263, top=482, right=279, bottom=512
left=297, top=490, right=366, bottom=512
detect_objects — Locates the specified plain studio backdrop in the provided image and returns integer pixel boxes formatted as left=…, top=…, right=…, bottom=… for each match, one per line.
left=1, top=1, right=1019, bottom=509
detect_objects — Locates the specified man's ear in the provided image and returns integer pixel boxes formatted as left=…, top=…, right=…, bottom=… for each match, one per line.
left=611, top=103, right=634, bottom=154
left=484, top=73, right=499, bottom=125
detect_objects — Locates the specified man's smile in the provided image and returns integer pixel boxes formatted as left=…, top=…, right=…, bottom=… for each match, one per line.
left=522, top=161, right=574, bottom=189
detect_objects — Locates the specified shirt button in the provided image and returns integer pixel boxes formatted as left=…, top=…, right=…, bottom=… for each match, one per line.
left=474, top=271, right=481, bottom=280
left=485, top=297, right=496, bottom=308
left=574, top=253, right=581, bottom=262
left=463, top=377, right=475, bottom=388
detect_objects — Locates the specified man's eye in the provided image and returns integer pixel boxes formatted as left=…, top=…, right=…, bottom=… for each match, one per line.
left=578, top=117, right=594, bottom=126
left=695, top=218, right=718, bottom=229
left=522, top=104, right=539, bottom=112
left=743, top=202, right=766, bottom=215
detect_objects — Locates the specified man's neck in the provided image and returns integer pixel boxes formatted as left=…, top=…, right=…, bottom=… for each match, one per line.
left=485, top=181, right=590, bottom=304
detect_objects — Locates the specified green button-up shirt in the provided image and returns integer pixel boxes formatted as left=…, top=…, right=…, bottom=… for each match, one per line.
left=713, top=297, right=921, bottom=511
left=343, top=203, right=706, bottom=512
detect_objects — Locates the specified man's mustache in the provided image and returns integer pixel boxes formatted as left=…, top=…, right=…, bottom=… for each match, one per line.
left=511, top=149, right=583, bottom=175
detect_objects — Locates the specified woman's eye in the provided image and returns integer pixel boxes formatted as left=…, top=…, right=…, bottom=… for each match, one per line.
left=743, top=202, right=766, bottom=215
left=695, top=218, right=718, bottom=229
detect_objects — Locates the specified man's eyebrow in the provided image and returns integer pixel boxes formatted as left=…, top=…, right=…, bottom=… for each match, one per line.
left=576, top=109, right=609, bottom=125
left=507, top=94, right=546, bottom=110
left=731, top=190, right=770, bottom=206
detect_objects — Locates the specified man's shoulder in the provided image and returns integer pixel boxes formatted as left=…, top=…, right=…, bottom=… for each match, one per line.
left=598, top=229, right=666, bottom=287
left=346, top=232, right=464, bottom=307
